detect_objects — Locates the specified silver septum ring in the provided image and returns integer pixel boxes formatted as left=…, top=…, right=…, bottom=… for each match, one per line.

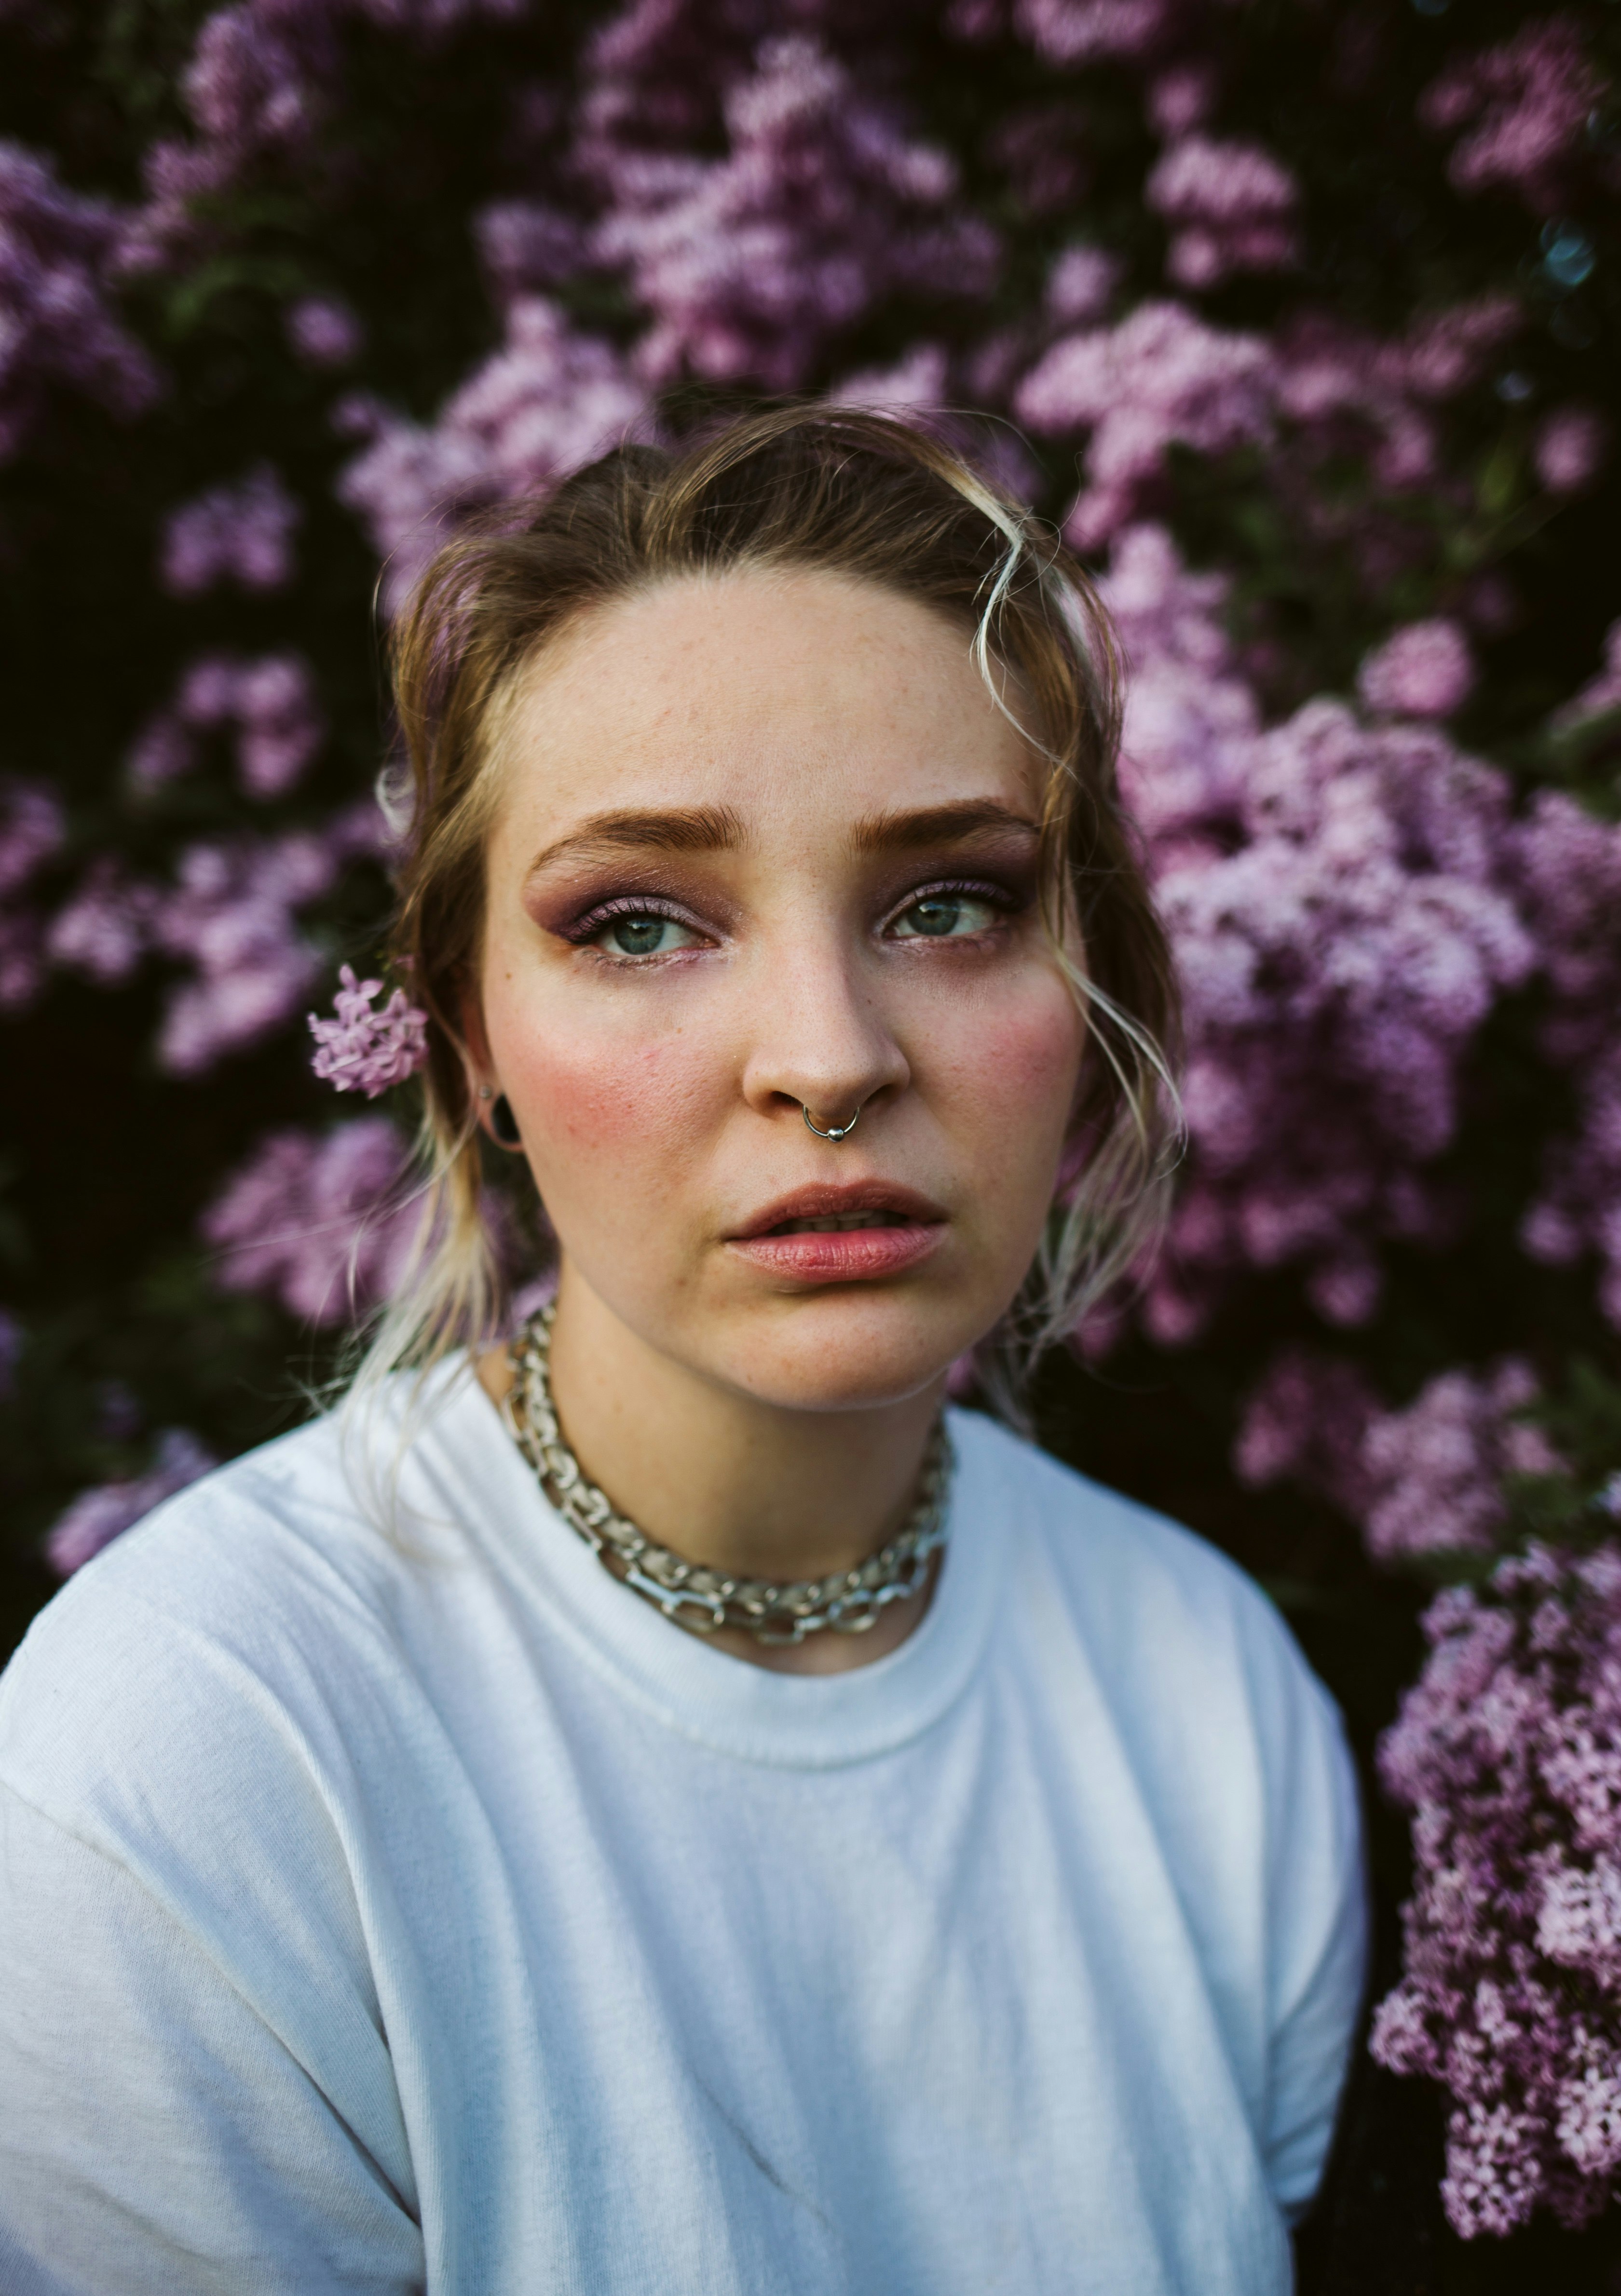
left=803, top=1102, right=861, bottom=1143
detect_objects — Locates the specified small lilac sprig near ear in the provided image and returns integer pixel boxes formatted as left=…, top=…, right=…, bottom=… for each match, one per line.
left=308, top=964, right=428, bottom=1098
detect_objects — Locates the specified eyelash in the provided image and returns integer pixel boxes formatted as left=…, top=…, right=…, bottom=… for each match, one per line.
left=558, top=895, right=703, bottom=948
left=882, top=878, right=1022, bottom=936
left=558, top=877, right=1025, bottom=957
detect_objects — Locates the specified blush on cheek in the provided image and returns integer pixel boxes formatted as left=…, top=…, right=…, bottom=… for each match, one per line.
left=501, top=1026, right=720, bottom=1158
left=947, top=980, right=1084, bottom=1133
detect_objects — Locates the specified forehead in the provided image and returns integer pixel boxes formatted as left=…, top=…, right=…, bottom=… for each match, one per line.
left=490, top=567, right=1040, bottom=841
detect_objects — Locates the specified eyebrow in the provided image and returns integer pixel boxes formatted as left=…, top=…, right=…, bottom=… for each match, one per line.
left=524, top=804, right=746, bottom=879
left=848, top=800, right=1040, bottom=852
left=522, top=796, right=1039, bottom=882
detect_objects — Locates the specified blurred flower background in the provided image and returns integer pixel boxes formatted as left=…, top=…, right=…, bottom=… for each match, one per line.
left=1, top=0, right=1619, bottom=2278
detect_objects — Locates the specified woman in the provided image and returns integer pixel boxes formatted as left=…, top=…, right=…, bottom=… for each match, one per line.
left=0, top=408, right=1364, bottom=2294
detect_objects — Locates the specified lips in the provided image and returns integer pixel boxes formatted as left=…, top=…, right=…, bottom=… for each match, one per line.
left=727, top=1180, right=947, bottom=1285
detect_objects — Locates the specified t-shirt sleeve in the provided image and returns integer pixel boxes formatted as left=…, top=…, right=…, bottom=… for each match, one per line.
left=1254, top=1643, right=1368, bottom=2225
left=0, top=1783, right=424, bottom=2296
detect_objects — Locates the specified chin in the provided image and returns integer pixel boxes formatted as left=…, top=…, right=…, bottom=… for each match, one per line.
left=705, top=1293, right=992, bottom=1414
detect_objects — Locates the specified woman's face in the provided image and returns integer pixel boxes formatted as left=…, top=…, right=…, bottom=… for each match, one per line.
left=477, top=567, right=1086, bottom=1412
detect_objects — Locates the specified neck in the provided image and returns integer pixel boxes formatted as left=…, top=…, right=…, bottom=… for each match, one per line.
left=479, top=1264, right=946, bottom=1675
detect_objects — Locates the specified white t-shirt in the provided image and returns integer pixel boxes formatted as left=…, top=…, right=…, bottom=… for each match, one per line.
left=0, top=1370, right=1365, bottom=2296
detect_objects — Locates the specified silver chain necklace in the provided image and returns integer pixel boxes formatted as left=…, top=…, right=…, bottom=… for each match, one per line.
left=502, top=1304, right=953, bottom=1646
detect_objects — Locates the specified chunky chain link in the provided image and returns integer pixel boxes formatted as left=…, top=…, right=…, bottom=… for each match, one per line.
left=502, top=1304, right=953, bottom=1646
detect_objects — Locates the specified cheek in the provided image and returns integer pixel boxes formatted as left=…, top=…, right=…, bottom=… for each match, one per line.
left=930, top=968, right=1083, bottom=1149
left=484, top=976, right=725, bottom=1187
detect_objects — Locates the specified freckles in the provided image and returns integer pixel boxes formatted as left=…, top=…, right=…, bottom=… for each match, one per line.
left=513, top=1023, right=718, bottom=1151
left=932, top=980, right=1082, bottom=1122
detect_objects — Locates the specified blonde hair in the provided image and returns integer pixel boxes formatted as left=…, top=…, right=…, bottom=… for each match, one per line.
left=351, top=404, right=1182, bottom=1426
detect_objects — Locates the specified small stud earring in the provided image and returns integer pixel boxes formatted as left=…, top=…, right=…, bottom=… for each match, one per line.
left=491, top=1094, right=522, bottom=1148
left=478, top=1085, right=492, bottom=1101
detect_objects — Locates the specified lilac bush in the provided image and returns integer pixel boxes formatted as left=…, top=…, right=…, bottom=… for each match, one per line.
left=2, top=0, right=1619, bottom=2257
left=1373, top=1533, right=1621, bottom=2238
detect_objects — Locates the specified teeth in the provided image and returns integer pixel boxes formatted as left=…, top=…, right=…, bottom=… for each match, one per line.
left=776, top=1210, right=907, bottom=1235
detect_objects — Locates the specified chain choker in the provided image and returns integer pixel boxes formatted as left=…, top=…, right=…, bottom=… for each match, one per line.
left=502, top=1305, right=953, bottom=1646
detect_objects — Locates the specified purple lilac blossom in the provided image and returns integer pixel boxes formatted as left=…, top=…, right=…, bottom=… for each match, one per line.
left=126, top=0, right=526, bottom=268
left=45, top=1429, right=218, bottom=1576
left=1147, top=706, right=1533, bottom=1336
left=1146, top=61, right=1216, bottom=138
left=286, top=293, right=364, bottom=366
left=0, top=779, right=64, bottom=898
left=1534, top=406, right=1609, bottom=496
left=308, top=963, right=429, bottom=1095
left=46, top=860, right=156, bottom=984
left=1100, top=526, right=1530, bottom=1337
left=154, top=832, right=340, bottom=1073
left=829, top=343, right=949, bottom=413
left=195, top=653, right=324, bottom=796
left=981, top=100, right=1092, bottom=221
left=1508, top=790, right=1621, bottom=1327
left=1044, top=244, right=1122, bottom=326
left=1014, top=300, right=1276, bottom=546
left=0, top=779, right=66, bottom=1010
left=1361, top=1360, right=1563, bottom=1566
left=1419, top=16, right=1610, bottom=214
left=1014, top=0, right=1180, bottom=69
left=1358, top=620, right=1477, bottom=720
left=1144, top=134, right=1299, bottom=291
left=1270, top=296, right=1521, bottom=500
left=476, top=203, right=589, bottom=301
left=131, top=652, right=325, bottom=797
left=1233, top=1346, right=1378, bottom=1521
left=201, top=1115, right=419, bottom=1324
left=1373, top=1543, right=1621, bottom=2236
left=0, top=140, right=160, bottom=459
left=337, top=300, right=647, bottom=609
left=595, top=36, right=999, bottom=391
left=160, top=464, right=301, bottom=594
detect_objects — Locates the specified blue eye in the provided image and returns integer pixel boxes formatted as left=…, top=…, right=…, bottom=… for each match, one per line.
left=890, top=891, right=999, bottom=940
left=593, top=911, right=697, bottom=957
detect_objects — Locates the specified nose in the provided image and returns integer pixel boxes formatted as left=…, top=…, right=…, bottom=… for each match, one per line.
left=739, top=938, right=910, bottom=1137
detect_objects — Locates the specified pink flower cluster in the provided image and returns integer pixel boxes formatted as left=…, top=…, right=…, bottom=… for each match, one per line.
left=0, top=140, right=161, bottom=460
left=1362, top=1362, right=1564, bottom=1567
left=0, top=779, right=65, bottom=1009
left=127, top=0, right=524, bottom=266
left=1358, top=619, right=1476, bottom=720
left=154, top=832, right=343, bottom=1073
left=1145, top=134, right=1299, bottom=291
left=1232, top=1345, right=1378, bottom=1522
left=1015, top=289, right=1520, bottom=547
left=1100, top=525, right=1532, bottom=1336
left=308, top=963, right=428, bottom=1095
left=1014, top=0, right=1179, bottom=69
left=201, top=1114, right=419, bottom=1324
left=1534, top=406, right=1609, bottom=497
left=338, top=300, right=647, bottom=609
left=160, top=463, right=301, bottom=595
left=286, top=292, right=364, bottom=367
left=1508, top=788, right=1621, bottom=1330
left=1236, top=1353, right=1564, bottom=1568
left=1420, top=15, right=1610, bottom=213
left=45, top=1428, right=218, bottom=1577
left=1373, top=1541, right=1621, bottom=2237
left=47, top=801, right=385, bottom=1041
left=1016, top=301, right=1275, bottom=546
left=595, top=35, right=1000, bottom=390
left=128, top=652, right=325, bottom=798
